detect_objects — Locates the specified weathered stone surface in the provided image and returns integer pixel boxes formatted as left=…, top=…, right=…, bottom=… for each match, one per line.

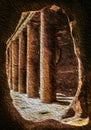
left=10, top=91, right=70, bottom=122
left=0, top=1, right=91, bottom=130
left=18, top=31, right=27, bottom=93
left=40, top=9, right=56, bottom=103
left=11, top=90, right=89, bottom=127
left=12, top=40, right=19, bottom=91
left=8, top=45, right=13, bottom=89
left=55, top=26, right=78, bottom=96
left=6, top=48, right=9, bottom=77
left=27, top=20, right=40, bottom=98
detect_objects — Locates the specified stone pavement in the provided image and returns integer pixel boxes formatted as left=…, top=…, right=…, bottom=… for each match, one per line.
left=10, top=90, right=73, bottom=122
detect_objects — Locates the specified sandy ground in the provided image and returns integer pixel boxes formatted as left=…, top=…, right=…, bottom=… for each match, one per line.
left=10, top=90, right=73, bottom=122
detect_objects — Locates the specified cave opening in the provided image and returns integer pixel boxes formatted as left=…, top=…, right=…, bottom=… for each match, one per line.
left=5, top=5, right=79, bottom=123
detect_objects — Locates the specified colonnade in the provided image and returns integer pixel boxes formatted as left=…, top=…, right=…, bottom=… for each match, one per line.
left=6, top=8, right=57, bottom=103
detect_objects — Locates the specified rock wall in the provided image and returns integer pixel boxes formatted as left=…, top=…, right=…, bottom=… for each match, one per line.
left=54, top=11, right=78, bottom=96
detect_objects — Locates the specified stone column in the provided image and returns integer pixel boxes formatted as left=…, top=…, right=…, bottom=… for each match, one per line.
left=12, top=40, right=19, bottom=91
left=6, top=48, right=9, bottom=78
left=27, top=22, right=39, bottom=98
left=18, top=30, right=27, bottom=93
left=8, top=45, right=13, bottom=89
left=40, top=9, right=56, bottom=103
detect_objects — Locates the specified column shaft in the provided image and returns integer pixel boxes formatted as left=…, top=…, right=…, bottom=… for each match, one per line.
left=18, top=31, right=27, bottom=93
left=8, top=46, right=12, bottom=89
left=6, top=48, right=9, bottom=79
left=40, top=9, right=56, bottom=103
left=12, top=40, right=19, bottom=91
left=27, top=23, right=39, bottom=98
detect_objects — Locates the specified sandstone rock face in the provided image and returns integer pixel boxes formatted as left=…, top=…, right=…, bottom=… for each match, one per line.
left=27, top=20, right=40, bottom=98
left=40, top=9, right=56, bottom=103
left=0, top=1, right=90, bottom=130
left=18, top=31, right=27, bottom=93
left=8, top=46, right=13, bottom=89
left=55, top=13, right=78, bottom=96
left=12, top=40, right=19, bottom=91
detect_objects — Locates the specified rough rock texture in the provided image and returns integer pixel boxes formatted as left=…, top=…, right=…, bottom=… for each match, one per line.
left=0, top=0, right=91, bottom=130
left=10, top=91, right=70, bottom=122
left=40, top=8, right=56, bottom=103
left=55, top=12, right=78, bottom=96
left=8, top=45, right=13, bottom=89
left=27, top=19, right=40, bottom=98
left=12, top=40, right=19, bottom=91
left=6, top=48, right=9, bottom=79
left=18, top=30, right=27, bottom=93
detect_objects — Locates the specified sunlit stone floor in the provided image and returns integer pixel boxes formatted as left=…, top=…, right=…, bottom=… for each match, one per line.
left=11, top=91, right=89, bottom=126
left=10, top=90, right=89, bottom=126
left=10, top=90, right=73, bottom=122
